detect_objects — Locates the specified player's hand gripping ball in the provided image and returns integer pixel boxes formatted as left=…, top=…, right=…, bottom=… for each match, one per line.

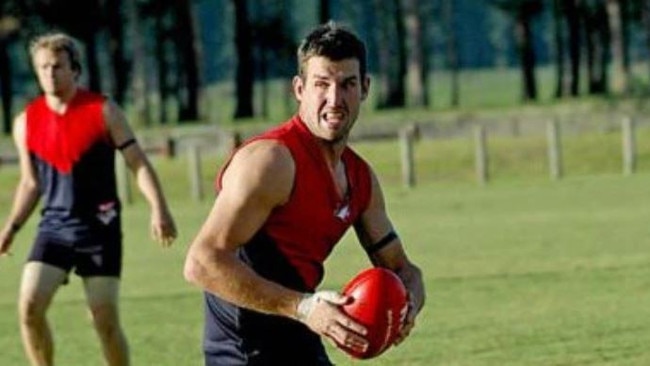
left=339, top=267, right=408, bottom=359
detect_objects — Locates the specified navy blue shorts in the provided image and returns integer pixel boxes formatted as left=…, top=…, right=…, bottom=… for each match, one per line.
left=203, top=293, right=334, bottom=366
left=27, top=231, right=123, bottom=277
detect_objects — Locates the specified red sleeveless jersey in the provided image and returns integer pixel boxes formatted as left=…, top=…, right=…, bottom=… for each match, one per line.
left=216, top=115, right=372, bottom=289
left=26, top=90, right=108, bottom=174
left=25, top=90, right=120, bottom=239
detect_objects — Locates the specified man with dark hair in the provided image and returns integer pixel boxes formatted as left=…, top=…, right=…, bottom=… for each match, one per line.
left=184, top=22, right=425, bottom=365
left=0, top=32, right=177, bottom=366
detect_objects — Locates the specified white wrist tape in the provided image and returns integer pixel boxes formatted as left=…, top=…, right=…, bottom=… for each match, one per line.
left=296, top=293, right=315, bottom=322
left=296, top=291, right=342, bottom=322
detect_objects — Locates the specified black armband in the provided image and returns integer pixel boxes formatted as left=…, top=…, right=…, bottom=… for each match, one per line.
left=116, top=138, right=137, bottom=151
left=10, top=222, right=21, bottom=234
left=365, top=231, right=398, bottom=255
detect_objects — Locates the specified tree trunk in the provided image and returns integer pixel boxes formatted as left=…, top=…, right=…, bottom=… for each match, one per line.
left=392, top=0, right=407, bottom=107
left=514, top=6, right=537, bottom=101
left=0, top=16, right=18, bottom=135
left=606, top=0, right=628, bottom=94
left=233, top=0, right=254, bottom=119
left=372, top=0, right=405, bottom=109
left=553, top=0, right=566, bottom=98
left=584, top=2, right=608, bottom=94
left=402, top=0, right=427, bottom=107
left=565, top=0, right=581, bottom=96
left=153, top=9, right=169, bottom=125
left=0, top=37, right=12, bottom=135
left=81, top=32, right=101, bottom=93
left=643, top=0, right=650, bottom=80
left=319, top=0, right=331, bottom=23
left=126, top=0, right=150, bottom=126
left=372, top=0, right=392, bottom=108
left=59, top=0, right=103, bottom=93
left=105, top=0, right=129, bottom=104
left=260, top=48, right=269, bottom=119
left=175, top=0, right=202, bottom=122
left=443, top=0, right=459, bottom=107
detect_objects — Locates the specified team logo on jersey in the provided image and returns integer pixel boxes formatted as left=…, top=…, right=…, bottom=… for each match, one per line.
left=91, top=254, right=103, bottom=267
left=334, top=204, right=350, bottom=221
left=97, top=201, right=117, bottom=225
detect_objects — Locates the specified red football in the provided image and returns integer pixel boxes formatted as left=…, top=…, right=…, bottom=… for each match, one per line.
left=340, top=267, right=408, bottom=359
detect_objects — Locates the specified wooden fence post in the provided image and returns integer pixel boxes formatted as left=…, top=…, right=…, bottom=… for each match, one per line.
left=546, top=119, right=563, bottom=180
left=116, top=156, right=133, bottom=205
left=622, top=116, right=636, bottom=176
left=399, top=126, right=416, bottom=188
left=474, top=125, right=489, bottom=185
left=188, top=144, right=204, bottom=201
left=163, top=137, right=176, bottom=159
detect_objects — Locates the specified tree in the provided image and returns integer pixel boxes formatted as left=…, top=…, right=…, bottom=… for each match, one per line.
left=402, top=0, right=428, bottom=107
left=146, top=1, right=173, bottom=124
left=0, top=14, right=20, bottom=135
left=126, top=0, right=151, bottom=126
left=320, top=0, right=331, bottom=23
left=582, top=0, right=609, bottom=95
left=567, top=0, right=582, bottom=96
left=556, top=0, right=582, bottom=97
left=492, top=0, right=543, bottom=101
left=105, top=0, right=129, bottom=104
left=552, top=0, right=567, bottom=98
left=232, top=0, right=254, bottom=119
left=443, top=0, right=460, bottom=107
left=372, top=0, right=406, bottom=109
left=606, top=0, right=630, bottom=94
left=139, top=0, right=202, bottom=124
left=172, top=0, right=202, bottom=122
left=642, top=0, right=650, bottom=80
left=251, top=6, right=295, bottom=119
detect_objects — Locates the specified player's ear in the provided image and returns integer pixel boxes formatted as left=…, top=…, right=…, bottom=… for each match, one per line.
left=361, top=75, right=370, bottom=101
left=293, top=75, right=304, bottom=102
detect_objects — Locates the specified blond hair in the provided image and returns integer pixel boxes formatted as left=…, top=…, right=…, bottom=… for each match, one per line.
left=29, top=32, right=82, bottom=73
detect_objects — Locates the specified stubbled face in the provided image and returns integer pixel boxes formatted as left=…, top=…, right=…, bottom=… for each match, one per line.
left=293, top=56, right=369, bottom=144
left=32, top=48, right=78, bottom=97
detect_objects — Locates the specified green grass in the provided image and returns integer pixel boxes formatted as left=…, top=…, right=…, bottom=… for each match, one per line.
left=351, top=125, right=650, bottom=185
left=324, top=175, right=650, bottom=366
left=2, top=131, right=650, bottom=364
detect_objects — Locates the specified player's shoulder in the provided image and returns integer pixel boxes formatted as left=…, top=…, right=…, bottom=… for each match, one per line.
left=100, top=96, right=129, bottom=130
left=235, top=139, right=293, bottom=166
left=12, top=110, right=27, bottom=130
left=13, top=110, right=26, bottom=124
left=223, top=139, right=295, bottom=198
left=229, top=140, right=294, bottom=182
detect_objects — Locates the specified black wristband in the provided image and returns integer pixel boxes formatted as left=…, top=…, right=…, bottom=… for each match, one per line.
left=116, top=138, right=137, bottom=151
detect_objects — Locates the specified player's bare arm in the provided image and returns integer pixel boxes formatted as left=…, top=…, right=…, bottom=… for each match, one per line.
left=184, top=140, right=300, bottom=312
left=354, top=169, right=426, bottom=344
left=0, top=113, right=40, bottom=256
left=103, top=100, right=176, bottom=246
left=183, top=141, right=367, bottom=350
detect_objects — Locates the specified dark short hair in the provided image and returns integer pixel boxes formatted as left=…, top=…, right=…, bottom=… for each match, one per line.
left=297, top=21, right=367, bottom=79
left=29, top=32, right=83, bottom=74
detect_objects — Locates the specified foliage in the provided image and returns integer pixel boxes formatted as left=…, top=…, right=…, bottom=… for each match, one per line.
left=2, top=0, right=650, bottom=131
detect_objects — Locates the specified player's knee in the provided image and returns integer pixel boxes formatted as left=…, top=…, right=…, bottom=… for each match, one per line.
left=18, top=296, right=47, bottom=326
left=88, top=303, right=120, bottom=336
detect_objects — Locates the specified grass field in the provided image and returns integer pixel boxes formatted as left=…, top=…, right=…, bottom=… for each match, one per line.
left=1, top=134, right=650, bottom=365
